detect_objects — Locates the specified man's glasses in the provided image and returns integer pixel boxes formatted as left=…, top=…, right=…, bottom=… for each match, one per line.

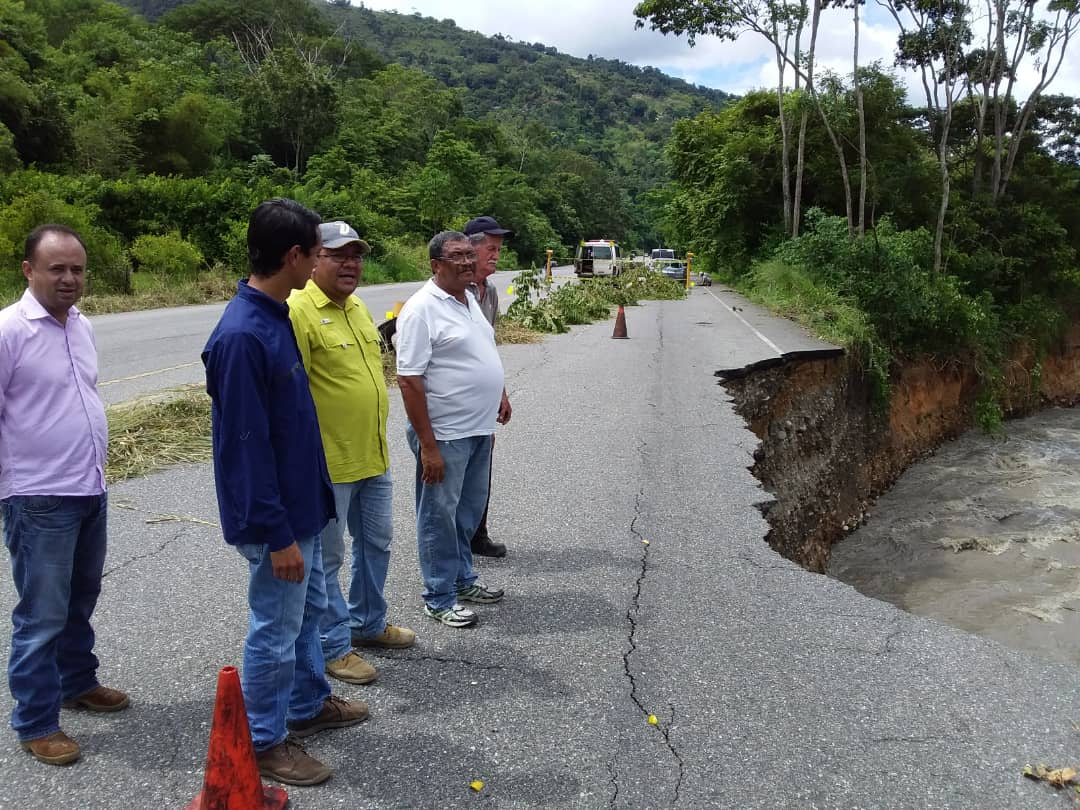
left=437, top=251, right=477, bottom=265
left=319, top=252, right=364, bottom=265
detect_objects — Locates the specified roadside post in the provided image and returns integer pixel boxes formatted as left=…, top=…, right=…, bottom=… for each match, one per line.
left=546, top=249, right=553, bottom=283
left=686, top=252, right=694, bottom=290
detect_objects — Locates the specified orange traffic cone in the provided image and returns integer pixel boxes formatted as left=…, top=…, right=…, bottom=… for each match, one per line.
left=186, top=666, right=288, bottom=810
left=612, top=305, right=629, bottom=339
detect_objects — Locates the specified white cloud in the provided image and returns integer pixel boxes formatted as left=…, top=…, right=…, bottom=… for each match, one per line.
left=355, top=0, right=1080, bottom=99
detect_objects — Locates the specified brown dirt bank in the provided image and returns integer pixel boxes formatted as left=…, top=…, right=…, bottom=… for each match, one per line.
left=723, top=324, right=1080, bottom=572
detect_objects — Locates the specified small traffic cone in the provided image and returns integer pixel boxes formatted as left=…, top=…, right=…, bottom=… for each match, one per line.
left=612, top=305, right=629, bottom=339
left=185, top=666, right=288, bottom=810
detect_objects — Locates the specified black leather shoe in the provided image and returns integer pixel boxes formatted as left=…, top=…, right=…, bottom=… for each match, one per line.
left=471, top=534, right=507, bottom=558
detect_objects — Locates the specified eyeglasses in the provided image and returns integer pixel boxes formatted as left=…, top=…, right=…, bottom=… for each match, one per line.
left=319, top=252, right=364, bottom=265
left=436, top=251, right=478, bottom=264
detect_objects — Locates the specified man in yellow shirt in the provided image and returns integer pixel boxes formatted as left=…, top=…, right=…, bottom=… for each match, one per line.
left=289, top=221, right=416, bottom=686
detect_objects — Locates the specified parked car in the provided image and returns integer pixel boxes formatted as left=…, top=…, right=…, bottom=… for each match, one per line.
left=660, top=261, right=687, bottom=282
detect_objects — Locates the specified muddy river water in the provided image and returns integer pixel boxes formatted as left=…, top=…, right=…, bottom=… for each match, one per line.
left=828, top=406, right=1080, bottom=666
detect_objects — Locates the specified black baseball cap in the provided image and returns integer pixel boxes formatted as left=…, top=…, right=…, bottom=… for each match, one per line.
left=463, top=216, right=513, bottom=237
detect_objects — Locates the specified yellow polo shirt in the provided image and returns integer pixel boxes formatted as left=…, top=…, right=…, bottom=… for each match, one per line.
left=288, top=280, right=389, bottom=483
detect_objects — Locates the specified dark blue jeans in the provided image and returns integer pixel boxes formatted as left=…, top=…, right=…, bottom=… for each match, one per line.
left=2, top=494, right=108, bottom=742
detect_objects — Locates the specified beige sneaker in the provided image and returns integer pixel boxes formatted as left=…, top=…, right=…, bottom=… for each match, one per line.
left=326, top=651, right=377, bottom=685
left=355, top=624, right=417, bottom=649
left=287, top=695, right=369, bottom=738
left=255, top=738, right=331, bottom=786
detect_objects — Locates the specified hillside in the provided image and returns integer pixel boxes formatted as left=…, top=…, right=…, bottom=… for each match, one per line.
left=120, top=0, right=731, bottom=223
left=322, top=5, right=730, bottom=136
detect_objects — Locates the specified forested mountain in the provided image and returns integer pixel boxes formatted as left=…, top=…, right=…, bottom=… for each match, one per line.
left=130, top=0, right=730, bottom=242
left=0, top=0, right=728, bottom=299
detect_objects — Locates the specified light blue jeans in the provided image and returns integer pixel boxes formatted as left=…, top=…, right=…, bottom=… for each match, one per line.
left=406, top=426, right=492, bottom=611
left=320, top=472, right=393, bottom=661
left=234, top=536, right=332, bottom=752
left=2, top=494, right=107, bottom=742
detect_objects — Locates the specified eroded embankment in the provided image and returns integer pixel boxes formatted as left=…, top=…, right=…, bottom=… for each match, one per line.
left=722, top=324, right=1080, bottom=572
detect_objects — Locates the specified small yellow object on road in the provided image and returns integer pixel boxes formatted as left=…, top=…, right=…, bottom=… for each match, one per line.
left=648, top=714, right=658, bottom=725
left=385, top=311, right=395, bottom=320
left=507, top=286, right=515, bottom=295
left=470, top=780, right=485, bottom=792
left=642, top=539, right=650, bottom=545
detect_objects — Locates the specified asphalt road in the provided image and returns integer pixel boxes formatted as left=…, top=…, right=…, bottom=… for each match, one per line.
left=2, top=288, right=1077, bottom=808
left=91, top=269, right=527, bottom=404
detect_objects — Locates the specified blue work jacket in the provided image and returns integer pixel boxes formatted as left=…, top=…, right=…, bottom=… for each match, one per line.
left=202, top=280, right=335, bottom=551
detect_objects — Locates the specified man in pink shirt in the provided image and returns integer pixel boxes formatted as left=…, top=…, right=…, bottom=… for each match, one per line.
left=0, top=225, right=129, bottom=767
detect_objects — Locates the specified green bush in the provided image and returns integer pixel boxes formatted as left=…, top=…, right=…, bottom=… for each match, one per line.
left=130, top=232, right=205, bottom=278
left=363, top=239, right=430, bottom=283
left=0, top=191, right=130, bottom=298
left=777, top=210, right=998, bottom=358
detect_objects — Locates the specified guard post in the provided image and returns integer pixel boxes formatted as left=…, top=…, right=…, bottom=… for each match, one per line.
left=545, top=249, right=553, bottom=283
left=685, top=252, right=694, bottom=290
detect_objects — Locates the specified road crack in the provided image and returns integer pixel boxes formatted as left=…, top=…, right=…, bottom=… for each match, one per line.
left=608, top=755, right=619, bottom=808
left=624, top=486, right=686, bottom=805
left=102, top=529, right=186, bottom=579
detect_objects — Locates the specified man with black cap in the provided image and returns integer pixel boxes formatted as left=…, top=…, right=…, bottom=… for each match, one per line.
left=462, top=215, right=513, bottom=558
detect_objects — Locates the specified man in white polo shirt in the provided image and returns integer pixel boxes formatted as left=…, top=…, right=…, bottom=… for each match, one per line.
left=396, top=231, right=511, bottom=628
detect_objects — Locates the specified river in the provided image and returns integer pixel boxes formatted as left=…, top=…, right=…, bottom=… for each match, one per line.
left=828, top=406, right=1080, bottom=666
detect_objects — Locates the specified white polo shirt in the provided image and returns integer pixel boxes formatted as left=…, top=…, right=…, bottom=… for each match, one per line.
left=396, top=279, right=504, bottom=441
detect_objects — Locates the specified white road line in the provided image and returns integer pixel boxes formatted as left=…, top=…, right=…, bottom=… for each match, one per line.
left=99, top=361, right=201, bottom=387
left=703, top=288, right=784, bottom=356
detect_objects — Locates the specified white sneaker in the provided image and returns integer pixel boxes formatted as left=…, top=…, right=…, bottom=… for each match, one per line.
left=423, top=603, right=478, bottom=628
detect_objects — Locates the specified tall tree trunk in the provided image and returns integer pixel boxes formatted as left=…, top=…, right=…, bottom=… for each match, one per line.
left=773, top=24, right=793, bottom=236
left=934, top=104, right=954, bottom=273
left=792, top=0, right=818, bottom=238
left=792, top=110, right=809, bottom=237
left=854, top=0, right=867, bottom=234
left=819, top=106, right=854, bottom=236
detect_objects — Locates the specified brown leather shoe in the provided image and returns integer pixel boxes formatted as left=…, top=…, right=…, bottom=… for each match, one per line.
left=62, top=685, right=130, bottom=712
left=286, top=695, right=368, bottom=738
left=21, top=730, right=80, bottom=765
left=255, top=738, right=331, bottom=786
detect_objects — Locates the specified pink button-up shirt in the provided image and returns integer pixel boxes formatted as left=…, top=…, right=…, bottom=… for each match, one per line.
left=0, top=289, right=108, bottom=498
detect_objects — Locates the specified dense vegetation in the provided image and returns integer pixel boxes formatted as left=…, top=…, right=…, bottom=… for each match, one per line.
left=0, top=0, right=727, bottom=302
left=637, top=0, right=1080, bottom=426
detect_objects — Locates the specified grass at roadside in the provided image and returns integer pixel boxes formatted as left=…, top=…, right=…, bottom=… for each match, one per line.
left=79, top=272, right=236, bottom=315
left=737, top=260, right=875, bottom=350
left=106, top=389, right=212, bottom=483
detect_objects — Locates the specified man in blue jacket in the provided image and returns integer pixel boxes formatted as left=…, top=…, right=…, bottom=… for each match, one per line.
left=202, top=198, right=367, bottom=787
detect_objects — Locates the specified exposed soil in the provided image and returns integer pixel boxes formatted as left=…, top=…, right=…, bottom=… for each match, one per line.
left=723, top=324, right=1080, bottom=572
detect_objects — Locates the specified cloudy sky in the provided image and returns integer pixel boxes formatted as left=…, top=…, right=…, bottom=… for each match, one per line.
left=357, top=0, right=1080, bottom=101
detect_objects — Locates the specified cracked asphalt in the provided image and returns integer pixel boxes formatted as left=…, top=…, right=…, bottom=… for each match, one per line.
left=1, top=288, right=1078, bottom=809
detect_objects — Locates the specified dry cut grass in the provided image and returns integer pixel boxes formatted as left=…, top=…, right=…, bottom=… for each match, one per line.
left=106, top=389, right=212, bottom=483
left=494, top=319, right=544, bottom=344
